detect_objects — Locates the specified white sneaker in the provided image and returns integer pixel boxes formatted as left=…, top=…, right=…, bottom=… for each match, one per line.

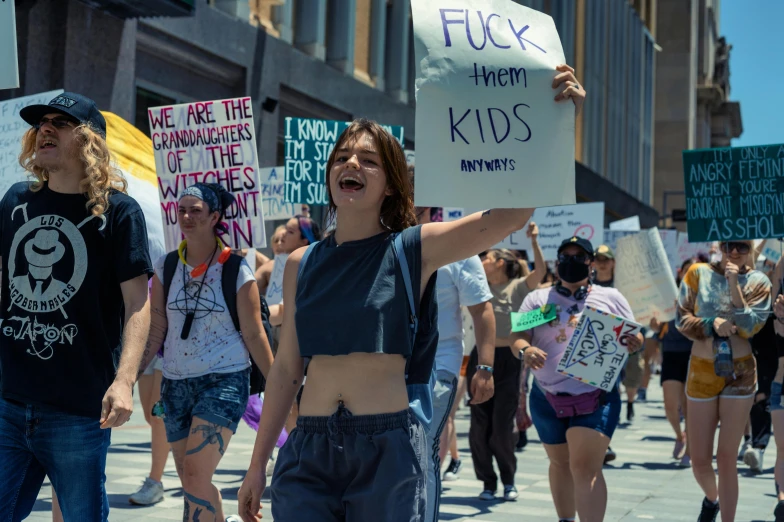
left=266, top=456, right=276, bottom=476
left=128, top=477, right=164, bottom=505
left=478, top=489, right=496, bottom=501
left=442, top=458, right=462, bottom=482
left=743, top=447, right=763, bottom=473
left=226, top=516, right=243, bottom=522
left=503, top=485, right=519, bottom=501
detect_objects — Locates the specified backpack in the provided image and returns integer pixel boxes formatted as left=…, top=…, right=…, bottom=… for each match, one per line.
left=162, top=251, right=272, bottom=395
left=298, top=234, right=436, bottom=429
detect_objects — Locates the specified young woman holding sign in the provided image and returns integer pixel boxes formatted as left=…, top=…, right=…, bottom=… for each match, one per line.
left=236, top=64, right=586, bottom=522
left=511, top=237, right=643, bottom=522
left=676, top=240, right=771, bottom=522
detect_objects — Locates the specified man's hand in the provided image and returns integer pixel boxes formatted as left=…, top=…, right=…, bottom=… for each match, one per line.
left=523, top=346, right=547, bottom=370
left=713, top=317, right=737, bottom=337
left=625, top=333, right=644, bottom=353
left=238, top=465, right=267, bottom=521
left=649, top=316, right=662, bottom=334
left=100, top=379, right=133, bottom=429
left=526, top=221, right=539, bottom=240
left=470, top=370, right=495, bottom=405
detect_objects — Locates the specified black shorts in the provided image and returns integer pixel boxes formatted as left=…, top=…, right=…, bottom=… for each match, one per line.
left=661, top=351, right=691, bottom=385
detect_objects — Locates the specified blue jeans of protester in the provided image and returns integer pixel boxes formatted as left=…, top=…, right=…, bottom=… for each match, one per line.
left=0, top=397, right=111, bottom=521
left=425, top=370, right=458, bottom=522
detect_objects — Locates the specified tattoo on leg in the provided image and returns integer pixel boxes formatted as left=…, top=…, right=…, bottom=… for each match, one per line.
left=186, top=423, right=226, bottom=456
left=184, top=491, right=216, bottom=521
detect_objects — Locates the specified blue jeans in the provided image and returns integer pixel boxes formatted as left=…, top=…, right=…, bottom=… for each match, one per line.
left=0, top=397, right=111, bottom=521
left=425, top=370, right=458, bottom=522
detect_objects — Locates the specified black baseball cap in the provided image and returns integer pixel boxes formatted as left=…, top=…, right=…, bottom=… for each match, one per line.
left=557, top=236, right=595, bottom=259
left=20, top=92, right=106, bottom=138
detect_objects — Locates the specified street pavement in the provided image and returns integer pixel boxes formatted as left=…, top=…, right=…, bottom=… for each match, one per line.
left=30, top=384, right=777, bottom=521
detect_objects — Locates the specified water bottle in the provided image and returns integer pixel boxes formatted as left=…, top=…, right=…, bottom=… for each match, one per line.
left=713, top=337, right=734, bottom=378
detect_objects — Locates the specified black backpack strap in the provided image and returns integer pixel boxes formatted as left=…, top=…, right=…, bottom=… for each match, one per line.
left=221, top=253, right=243, bottom=332
left=162, top=251, right=179, bottom=306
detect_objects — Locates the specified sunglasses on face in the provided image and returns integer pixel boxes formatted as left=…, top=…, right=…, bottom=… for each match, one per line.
left=720, top=242, right=751, bottom=254
left=558, top=253, right=590, bottom=264
left=34, top=117, right=78, bottom=131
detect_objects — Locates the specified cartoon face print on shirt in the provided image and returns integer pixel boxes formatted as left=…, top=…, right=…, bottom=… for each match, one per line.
left=4, top=204, right=102, bottom=360
left=548, top=305, right=563, bottom=328
left=556, top=328, right=568, bottom=344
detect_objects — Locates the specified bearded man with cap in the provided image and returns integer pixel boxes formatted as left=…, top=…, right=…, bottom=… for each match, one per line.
left=0, top=92, right=153, bottom=521
left=510, top=236, right=643, bottom=522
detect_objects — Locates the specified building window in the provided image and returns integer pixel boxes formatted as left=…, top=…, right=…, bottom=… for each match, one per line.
left=134, top=86, right=177, bottom=137
left=354, top=0, right=374, bottom=85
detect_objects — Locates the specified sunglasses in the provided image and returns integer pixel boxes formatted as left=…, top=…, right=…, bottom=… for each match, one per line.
left=558, top=253, right=590, bottom=264
left=719, top=242, right=751, bottom=254
left=34, top=117, right=78, bottom=131
left=295, top=215, right=316, bottom=244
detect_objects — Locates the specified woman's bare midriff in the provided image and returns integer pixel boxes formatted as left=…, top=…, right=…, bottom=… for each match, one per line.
left=298, top=353, right=410, bottom=416
left=690, top=336, right=752, bottom=360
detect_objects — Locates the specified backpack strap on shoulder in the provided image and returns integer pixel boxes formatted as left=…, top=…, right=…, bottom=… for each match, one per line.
left=297, top=241, right=320, bottom=281
left=221, top=253, right=243, bottom=332
left=392, top=233, right=418, bottom=345
left=162, top=251, right=179, bottom=305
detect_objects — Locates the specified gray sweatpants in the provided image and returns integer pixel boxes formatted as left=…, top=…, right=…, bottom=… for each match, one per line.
left=269, top=404, right=427, bottom=522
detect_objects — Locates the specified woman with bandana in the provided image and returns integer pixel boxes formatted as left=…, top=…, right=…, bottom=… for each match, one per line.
left=137, top=182, right=274, bottom=522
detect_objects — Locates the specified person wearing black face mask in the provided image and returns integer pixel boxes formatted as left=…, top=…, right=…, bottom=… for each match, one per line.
left=510, top=237, right=644, bottom=522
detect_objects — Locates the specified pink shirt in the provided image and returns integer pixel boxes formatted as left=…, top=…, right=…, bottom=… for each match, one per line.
left=520, top=286, right=635, bottom=395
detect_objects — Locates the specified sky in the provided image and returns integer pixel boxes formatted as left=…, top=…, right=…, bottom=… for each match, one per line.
left=722, top=0, right=784, bottom=147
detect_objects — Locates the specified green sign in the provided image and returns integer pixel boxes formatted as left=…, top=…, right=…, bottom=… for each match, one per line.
left=511, top=305, right=557, bottom=333
left=682, top=143, right=784, bottom=241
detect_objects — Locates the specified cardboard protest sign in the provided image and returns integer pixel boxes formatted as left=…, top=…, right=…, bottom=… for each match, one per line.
left=609, top=216, right=640, bottom=231
left=410, top=0, right=575, bottom=209
left=761, top=241, right=783, bottom=264
left=658, top=229, right=680, bottom=273
left=149, top=97, right=266, bottom=251
left=615, top=228, right=679, bottom=324
left=265, top=254, right=289, bottom=305
left=511, top=305, right=556, bottom=332
left=0, top=90, right=63, bottom=188
left=683, top=144, right=784, bottom=241
left=260, top=167, right=296, bottom=221
left=602, top=230, right=637, bottom=252
left=557, top=307, right=642, bottom=391
left=283, top=117, right=404, bottom=205
left=676, top=232, right=714, bottom=265
left=0, top=0, right=19, bottom=90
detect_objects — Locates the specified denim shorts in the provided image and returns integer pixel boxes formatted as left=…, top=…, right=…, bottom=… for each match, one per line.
left=161, top=369, right=250, bottom=443
left=771, top=381, right=784, bottom=412
left=529, top=383, right=621, bottom=445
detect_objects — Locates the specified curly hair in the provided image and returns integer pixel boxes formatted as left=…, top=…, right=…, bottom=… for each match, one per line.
left=18, top=123, right=127, bottom=216
left=325, top=118, right=416, bottom=233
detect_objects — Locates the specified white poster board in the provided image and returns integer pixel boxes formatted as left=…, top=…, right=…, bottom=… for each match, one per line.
left=676, top=232, right=714, bottom=265
left=658, top=229, right=680, bottom=273
left=0, top=90, right=63, bottom=189
left=557, top=307, right=642, bottom=391
left=411, top=0, right=575, bottom=209
left=615, top=228, right=679, bottom=325
left=602, top=229, right=637, bottom=252
left=148, top=97, right=267, bottom=251
left=444, top=203, right=604, bottom=257
left=609, top=216, right=641, bottom=231
left=0, top=1, right=19, bottom=90
left=265, top=253, right=289, bottom=305
left=259, top=166, right=295, bottom=221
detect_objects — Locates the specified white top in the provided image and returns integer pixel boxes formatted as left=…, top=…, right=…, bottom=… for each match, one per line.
left=154, top=255, right=256, bottom=380
left=435, top=256, right=493, bottom=377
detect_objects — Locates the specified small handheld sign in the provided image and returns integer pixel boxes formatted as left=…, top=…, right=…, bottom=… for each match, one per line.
left=511, top=305, right=557, bottom=332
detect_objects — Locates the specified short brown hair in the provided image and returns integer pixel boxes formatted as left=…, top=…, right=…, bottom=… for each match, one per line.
left=325, top=119, right=416, bottom=232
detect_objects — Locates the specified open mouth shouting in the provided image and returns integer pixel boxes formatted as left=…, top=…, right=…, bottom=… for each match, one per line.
left=338, top=173, right=366, bottom=193
left=38, top=139, right=57, bottom=151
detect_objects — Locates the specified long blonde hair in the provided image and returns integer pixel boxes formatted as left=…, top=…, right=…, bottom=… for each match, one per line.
left=19, top=124, right=127, bottom=216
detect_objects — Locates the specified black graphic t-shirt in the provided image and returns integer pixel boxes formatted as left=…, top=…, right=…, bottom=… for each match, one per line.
left=0, top=182, right=153, bottom=418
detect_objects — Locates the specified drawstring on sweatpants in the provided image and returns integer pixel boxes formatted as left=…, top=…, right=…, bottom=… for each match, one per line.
left=326, top=400, right=353, bottom=452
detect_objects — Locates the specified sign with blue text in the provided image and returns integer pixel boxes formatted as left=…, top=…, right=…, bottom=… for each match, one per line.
left=683, top=143, right=784, bottom=241
left=259, top=166, right=296, bottom=221
left=284, top=117, right=404, bottom=205
left=411, top=0, right=575, bottom=209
